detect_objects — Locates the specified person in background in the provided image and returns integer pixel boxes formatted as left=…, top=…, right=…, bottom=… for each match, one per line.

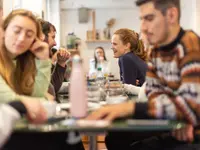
left=0, top=9, right=51, bottom=103
left=89, top=46, right=110, bottom=78
left=102, top=29, right=148, bottom=150
left=87, top=0, right=200, bottom=149
left=109, top=32, right=151, bottom=101
left=112, top=28, right=147, bottom=86
left=38, top=19, right=70, bottom=97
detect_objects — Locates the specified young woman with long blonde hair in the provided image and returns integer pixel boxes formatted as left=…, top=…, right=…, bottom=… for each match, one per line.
left=0, top=9, right=51, bottom=102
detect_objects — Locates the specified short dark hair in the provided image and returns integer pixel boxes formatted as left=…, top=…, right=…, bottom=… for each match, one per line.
left=136, top=0, right=181, bottom=21
left=37, top=18, right=56, bottom=40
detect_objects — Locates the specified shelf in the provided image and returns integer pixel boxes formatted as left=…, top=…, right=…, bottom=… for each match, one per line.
left=85, top=40, right=111, bottom=43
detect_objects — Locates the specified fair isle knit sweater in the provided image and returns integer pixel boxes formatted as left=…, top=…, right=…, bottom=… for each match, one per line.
left=134, top=28, right=200, bottom=125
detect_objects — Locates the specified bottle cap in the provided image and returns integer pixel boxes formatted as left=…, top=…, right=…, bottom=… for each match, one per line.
left=72, top=55, right=82, bottom=63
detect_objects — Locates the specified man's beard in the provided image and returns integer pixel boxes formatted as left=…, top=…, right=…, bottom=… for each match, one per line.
left=150, top=23, right=169, bottom=46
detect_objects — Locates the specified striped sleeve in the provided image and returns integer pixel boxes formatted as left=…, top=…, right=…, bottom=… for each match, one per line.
left=176, top=50, right=200, bottom=125
left=145, top=58, right=180, bottom=121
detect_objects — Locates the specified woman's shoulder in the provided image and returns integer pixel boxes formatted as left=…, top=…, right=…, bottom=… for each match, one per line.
left=120, top=53, right=135, bottom=63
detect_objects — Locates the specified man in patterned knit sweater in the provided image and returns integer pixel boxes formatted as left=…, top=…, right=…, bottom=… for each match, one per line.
left=87, top=0, right=200, bottom=149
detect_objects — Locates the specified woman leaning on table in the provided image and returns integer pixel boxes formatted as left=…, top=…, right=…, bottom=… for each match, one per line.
left=0, top=10, right=50, bottom=147
left=0, top=9, right=85, bottom=150
left=0, top=9, right=51, bottom=103
left=0, top=8, right=48, bottom=148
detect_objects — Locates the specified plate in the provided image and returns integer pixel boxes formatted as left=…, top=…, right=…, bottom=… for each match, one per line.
left=106, top=95, right=128, bottom=104
left=58, top=102, right=101, bottom=110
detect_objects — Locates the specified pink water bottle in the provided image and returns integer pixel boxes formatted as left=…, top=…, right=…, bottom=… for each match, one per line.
left=69, top=55, right=87, bottom=118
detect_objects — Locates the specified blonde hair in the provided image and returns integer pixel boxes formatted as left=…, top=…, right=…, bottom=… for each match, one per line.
left=114, top=28, right=148, bottom=61
left=0, top=9, right=42, bottom=95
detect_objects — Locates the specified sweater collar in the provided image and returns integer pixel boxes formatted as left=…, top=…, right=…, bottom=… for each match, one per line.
left=155, top=27, right=185, bottom=51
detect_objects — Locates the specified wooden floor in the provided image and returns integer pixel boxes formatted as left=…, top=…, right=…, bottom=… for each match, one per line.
left=82, top=135, right=107, bottom=150
left=83, top=143, right=106, bottom=150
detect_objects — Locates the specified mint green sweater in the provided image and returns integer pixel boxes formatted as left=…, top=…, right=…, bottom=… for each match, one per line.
left=0, top=59, right=51, bottom=103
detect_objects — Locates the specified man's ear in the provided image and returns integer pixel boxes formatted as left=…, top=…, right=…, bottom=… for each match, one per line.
left=44, top=35, right=48, bottom=43
left=166, top=7, right=179, bottom=24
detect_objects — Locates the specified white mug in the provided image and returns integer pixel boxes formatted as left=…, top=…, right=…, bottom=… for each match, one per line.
left=41, top=101, right=57, bottom=118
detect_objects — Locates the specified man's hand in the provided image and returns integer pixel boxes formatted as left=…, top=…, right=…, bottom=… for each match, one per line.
left=86, top=101, right=134, bottom=121
left=136, top=80, right=140, bottom=86
left=21, top=97, right=47, bottom=124
left=30, top=38, right=49, bottom=60
left=57, top=48, right=70, bottom=67
left=172, top=124, right=194, bottom=142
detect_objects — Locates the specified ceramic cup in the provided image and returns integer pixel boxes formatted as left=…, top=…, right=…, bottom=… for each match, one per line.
left=41, top=101, right=58, bottom=118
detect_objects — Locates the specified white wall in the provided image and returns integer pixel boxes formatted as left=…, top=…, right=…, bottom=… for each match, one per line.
left=46, top=0, right=61, bottom=46
left=3, top=0, right=46, bottom=18
left=60, top=0, right=136, bottom=9
left=180, top=0, right=196, bottom=32
left=58, top=0, right=198, bottom=78
left=3, top=0, right=12, bottom=17
left=195, top=0, right=200, bottom=35
left=21, top=0, right=43, bottom=16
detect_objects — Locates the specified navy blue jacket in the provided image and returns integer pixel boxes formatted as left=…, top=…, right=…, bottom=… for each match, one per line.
left=118, top=52, right=147, bottom=86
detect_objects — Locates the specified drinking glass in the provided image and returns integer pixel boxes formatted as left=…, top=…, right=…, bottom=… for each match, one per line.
left=106, top=80, right=127, bottom=104
left=57, top=94, right=69, bottom=103
left=87, top=85, right=101, bottom=102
